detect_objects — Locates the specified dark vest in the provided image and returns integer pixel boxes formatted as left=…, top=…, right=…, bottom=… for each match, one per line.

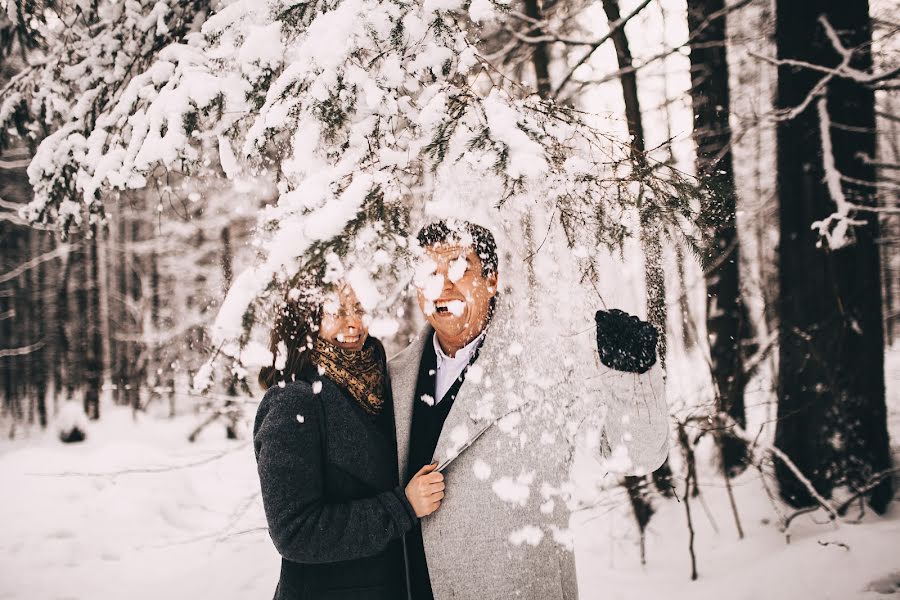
left=405, top=334, right=483, bottom=600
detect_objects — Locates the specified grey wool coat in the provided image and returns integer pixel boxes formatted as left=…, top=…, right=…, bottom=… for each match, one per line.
left=389, top=301, right=669, bottom=600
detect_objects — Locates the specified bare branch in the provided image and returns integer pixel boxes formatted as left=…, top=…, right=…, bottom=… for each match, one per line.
left=727, top=418, right=839, bottom=521
left=0, top=243, right=74, bottom=284
left=555, top=0, right=755, bottom=101
left=0, top=340, right=45, bottom=358
left=552, top=0, right=654, bottom=98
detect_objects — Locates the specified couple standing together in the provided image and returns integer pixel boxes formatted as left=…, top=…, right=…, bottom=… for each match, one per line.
left=254, top=219, right=670, bottom=600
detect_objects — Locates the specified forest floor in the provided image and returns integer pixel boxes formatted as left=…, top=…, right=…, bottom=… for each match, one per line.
left=1, top=346, right=898, bottom=600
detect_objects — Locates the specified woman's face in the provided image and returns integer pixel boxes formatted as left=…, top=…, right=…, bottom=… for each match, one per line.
left=318, top=286, right=368, bottom=352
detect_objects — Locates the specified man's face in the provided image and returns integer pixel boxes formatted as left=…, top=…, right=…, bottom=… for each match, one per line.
left=415, top=244, right=498, bottom=351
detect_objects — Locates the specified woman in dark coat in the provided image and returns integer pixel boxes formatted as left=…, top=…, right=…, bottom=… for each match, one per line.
left=255, top=282, right=444, bottom=600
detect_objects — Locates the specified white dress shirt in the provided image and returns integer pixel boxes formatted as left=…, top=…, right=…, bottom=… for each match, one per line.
left=432, top=331, right=485, bottom=403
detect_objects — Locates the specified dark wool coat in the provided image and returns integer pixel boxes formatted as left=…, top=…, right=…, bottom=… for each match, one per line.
left=254, top=378, right=418, bottom=600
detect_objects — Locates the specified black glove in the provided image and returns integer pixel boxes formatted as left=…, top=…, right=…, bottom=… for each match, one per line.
left=594, top=309, right=658, bottom=374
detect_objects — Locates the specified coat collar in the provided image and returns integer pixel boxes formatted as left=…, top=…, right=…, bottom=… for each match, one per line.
left=390, top=303, right=512, bottom=480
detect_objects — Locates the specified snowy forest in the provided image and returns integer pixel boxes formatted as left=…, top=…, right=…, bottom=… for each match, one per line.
left=1, top=0, right=899, bottom=597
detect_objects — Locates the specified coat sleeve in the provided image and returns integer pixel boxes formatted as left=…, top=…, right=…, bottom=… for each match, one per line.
left=597, top=360, right=670, bottom=476
left=254, top=384, right=418, bottom=564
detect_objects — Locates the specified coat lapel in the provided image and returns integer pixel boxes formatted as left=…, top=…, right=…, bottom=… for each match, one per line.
left=432, top=318, right=506, bottom=467
left=388, top=328, right=430, bottom=481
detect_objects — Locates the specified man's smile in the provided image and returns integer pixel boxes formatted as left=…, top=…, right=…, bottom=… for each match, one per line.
left=434, top=298, right=466, bottom=316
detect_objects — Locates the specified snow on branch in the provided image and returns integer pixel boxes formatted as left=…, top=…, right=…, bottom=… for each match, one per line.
left=810, top=97, right=867, bottom=250
left=0, top=0, right=212, bottom=232
left=10, top=0, right=702, bottom=391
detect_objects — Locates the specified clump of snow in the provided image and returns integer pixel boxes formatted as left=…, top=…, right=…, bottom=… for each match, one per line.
left=447, top=255, right=467, bottom=282
left=311, top=381, right=323, bottom=394
left=466, top=364, right=484, bottom=385
left=509, top=525, right=544, bottom=547
left=418, top=274, right=444, bottom=302
left=447, top=424, right=470, bottom=454
left=56, top=401, right=89, bottom=443
left=497, top=411, right=522, bottom=434
left=420, top=394, right=435, bottom=407
left=368, top=317, right=399, bottom=338
left=296, top=415, right=305, bottom=424
left=492, top=471, right=534, bottom=506
left=345, top=267, right=380, bottom=311
left=468, top=0, right=498, bottom=23
left=446, top=300, right=465, bottom=316
left=473, top=458, right=492, bottom=480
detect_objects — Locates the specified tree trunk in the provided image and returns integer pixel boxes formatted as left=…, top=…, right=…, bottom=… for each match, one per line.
left=127, top=218, right=143, bottom=411
left=148, top=244, right=161, bottom=410
left=599, top=0, right=668, bottom=366
left=1, top=287, right=14, bottom=421
left=686, top=0, right=749, bottom=474
left=523, top=0, right=552, bottom=98
left=221, top=225, right=240, bottom=438
left=97, top=221, right=113, bottom=407
left=83, top=233, right=102, bottom=420
left=31, top=231, right=49, bottom=427
left=114, top=205, right=128, bottom=405
left=23, top=228, right=35, bottom=425
left=53, top=245, right=72, bottom=407
left=601, top=0, right=674, bottom=508
left=70, top=243, right=86, bottom=400
left=774, top=0, right=892, bottom=513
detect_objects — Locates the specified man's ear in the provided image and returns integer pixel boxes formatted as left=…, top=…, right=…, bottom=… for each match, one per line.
left=487, top=272, right=498, bottom=295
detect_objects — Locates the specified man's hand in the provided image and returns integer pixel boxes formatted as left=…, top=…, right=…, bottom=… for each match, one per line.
left=595, top=309, right=658, bottom=374
left=405, top=462, right=445, bottom=518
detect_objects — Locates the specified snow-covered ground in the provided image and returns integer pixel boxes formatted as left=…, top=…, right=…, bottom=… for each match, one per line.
left=1, top=348, right=898, bottom=600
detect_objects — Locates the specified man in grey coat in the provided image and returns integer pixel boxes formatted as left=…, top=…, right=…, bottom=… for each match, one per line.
left=390, top=220, right=670, bottom=600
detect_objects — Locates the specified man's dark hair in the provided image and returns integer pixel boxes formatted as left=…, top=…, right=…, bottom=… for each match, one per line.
left=416, top=220, right=499, bottom=278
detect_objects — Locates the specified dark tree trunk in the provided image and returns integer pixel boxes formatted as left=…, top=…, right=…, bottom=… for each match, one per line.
left=600, top=0, right=667, bottom=365
left=1, top=287, right=14, bottom=420
left=70, top=243, right=86, bottom=400
left=601, top=0, right=674, bottom=506
left=523, top=0, right=552, bottom=98
left=148, top=245, right=161, bottom=410
left=83, top=233, right=103, bottom=420
left=774, top=0, right=892, bottom=513
left=221, top=225, right=240, bottom=438
left=127, top=218, right=143, bottom=411
left=686, top=0, right=750, bottom=474
left=31, top=232, right=48, bottom=427
left=23, top=229, right=35, bottom=425
left=54, top=246, right=72, bottom=405
left=114, top=207, right=128, bottom=405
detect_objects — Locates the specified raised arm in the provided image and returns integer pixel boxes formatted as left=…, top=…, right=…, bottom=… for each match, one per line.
left=599, top=360, right=670, bottom=475
left=593, top=309, right=670, bottom=475
left=253, top=384, right=417, bottom=564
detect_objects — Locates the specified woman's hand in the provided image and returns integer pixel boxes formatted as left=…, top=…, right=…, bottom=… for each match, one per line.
left=405, top=462, right=445, bottom=518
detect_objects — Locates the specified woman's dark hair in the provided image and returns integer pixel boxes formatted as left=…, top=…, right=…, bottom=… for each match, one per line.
left=416, top=220, right=499, bottom=277
left=258, top=282, right=324, bottom=390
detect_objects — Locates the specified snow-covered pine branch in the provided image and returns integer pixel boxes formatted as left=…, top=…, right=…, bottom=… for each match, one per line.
left=0, top=0, right=212, bottom=232
left=10, top=0, right=700, bottom=389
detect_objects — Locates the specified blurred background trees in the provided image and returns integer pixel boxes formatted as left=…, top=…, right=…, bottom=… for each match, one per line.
left=0, top=0, right=896, bottom=518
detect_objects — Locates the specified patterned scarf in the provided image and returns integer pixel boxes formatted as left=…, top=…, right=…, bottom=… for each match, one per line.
left=312, top=338, right=386, bottom=415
